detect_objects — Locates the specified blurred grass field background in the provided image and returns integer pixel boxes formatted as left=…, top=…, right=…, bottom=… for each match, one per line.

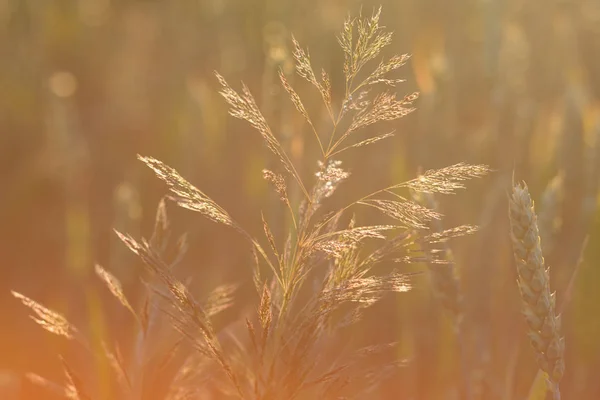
left=2, top=0, right=600, bottom=398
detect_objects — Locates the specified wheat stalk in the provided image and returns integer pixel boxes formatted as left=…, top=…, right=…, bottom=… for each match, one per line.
left=509, top=182, right=565, bottom=400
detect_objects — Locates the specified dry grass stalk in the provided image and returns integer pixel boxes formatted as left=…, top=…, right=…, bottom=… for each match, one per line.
left=13, top=201, right=234, bottom=399
left=509, top=182, right=565, bottom=399
left=210, top=9, right=479, bottom=396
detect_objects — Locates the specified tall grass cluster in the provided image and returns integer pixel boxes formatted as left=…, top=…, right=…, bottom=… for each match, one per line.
left=3, top=1, right=600, bottom=399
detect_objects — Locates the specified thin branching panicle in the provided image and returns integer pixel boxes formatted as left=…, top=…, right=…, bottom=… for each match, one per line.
left=399, top=163, right=491, bottom=194
left=95, top=264, right=137, bottom=320
left=11, top=291, right=81, bottom=342
left=215, top=71, right=310, bottom=199
left=138, top=155, right=234, bottom=227
left=357, top=198, right=442, bottom=229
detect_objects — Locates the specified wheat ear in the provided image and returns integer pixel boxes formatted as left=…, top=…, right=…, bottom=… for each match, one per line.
left=509, top=182, right=565, bottom=399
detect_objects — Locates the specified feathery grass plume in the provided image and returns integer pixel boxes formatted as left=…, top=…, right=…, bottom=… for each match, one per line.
left=344, top=92, right=417, bottom=134
left=422, top=224, right=479, bottom=244
left=138, top=155, right=234, bottom=227
left=538, top=172, right=565, bottom=255
left=203, top=283, right=239, bottom=318
left=12, top=290, right=138, bottom=398
left=291, top=35, right=321, bottom=88
left=215, top=71, right=309, bottom=199
left=399, top=162, right=491, bottom=194
left=314, top=224, right=397, bottom=261
left=287, top=7, right=418, bottom=160
left=278, top=69, right=313, bottom=128
left=337, top=6, right=393, bottom=86
left=11, top=291, right=81, bottom=342
left=320, top=271, right=412, bottom=305
left=94, top=264, right=137, bottom=320
left=330, top=91, right=418, bottom=155
left=509, top=182, right=565, bottom=399
left=290, top=35, right=332, bottom=118
left=304, top=161, right=488, bottom=241
left=308, top=161, right=487, bottom=255
left=328, top=130, right=395, bottom=157
left=365, top=54, right=411, bottom=87
left=357, top=198, right=442, bottom=229
left=322, top=224, right=399, bottom=242
left=278, top=69, right=325, bottom=155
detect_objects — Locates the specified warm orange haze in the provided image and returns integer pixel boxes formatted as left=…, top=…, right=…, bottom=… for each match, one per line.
left=1, top=1, right=599, bottom=399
